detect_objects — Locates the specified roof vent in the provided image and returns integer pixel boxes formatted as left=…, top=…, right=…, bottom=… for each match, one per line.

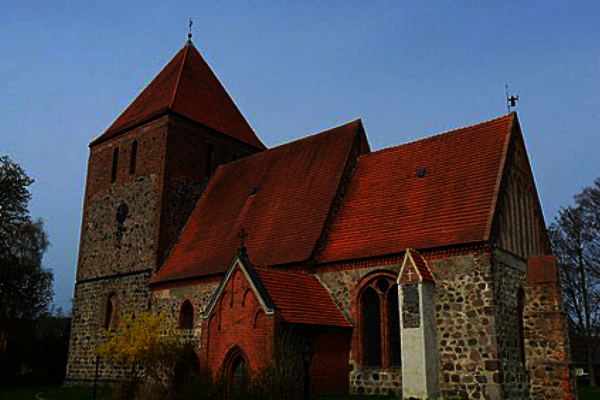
left=417, top=168, right=427, bottom=178
left=249, top=186, right=259, bottom=196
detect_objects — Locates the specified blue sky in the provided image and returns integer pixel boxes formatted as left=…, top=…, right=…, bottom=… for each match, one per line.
left=1, top=1, right=599, bottom=312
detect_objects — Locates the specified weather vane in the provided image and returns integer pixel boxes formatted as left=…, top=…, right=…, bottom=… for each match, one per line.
left=187, top=18, right=194, bottom=43
left=505, top=84, right=519, bottom=113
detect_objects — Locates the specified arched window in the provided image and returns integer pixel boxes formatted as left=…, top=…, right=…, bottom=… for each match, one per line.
left=360, top=275, right=400, bottom=367
left=130, top=140, right=138, bottom=175
left=206, top=143, right=214, bottom=177
left=387, top=288, right=401, bottom=366
left=517, top=288, right=526, bottom=365
left=111, top=147, right=119, bottom=183
left=362, top=287, right=381, bottom=366
left=224, top=348, right=247, bottom=396
left=180, top=300, right=194, bottom=330
left=231, top=355, right=246, bottom=395
left=105, top=293, right=120, bottom=330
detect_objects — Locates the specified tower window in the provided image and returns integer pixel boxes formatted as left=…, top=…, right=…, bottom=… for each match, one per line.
left=105, top=293, right=120, bottom=330
left=130, top=140, right=138, bottom=175
left=111, top=147, right=120, bottom=183
left=206, top=143, right=214, bottom=177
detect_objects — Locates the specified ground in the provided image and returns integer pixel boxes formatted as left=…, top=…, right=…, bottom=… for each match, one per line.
left=1, top=386, right=599, bottom=400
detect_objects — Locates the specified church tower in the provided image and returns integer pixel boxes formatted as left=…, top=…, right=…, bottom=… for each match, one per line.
left=66, top=39, right=265, bottom=384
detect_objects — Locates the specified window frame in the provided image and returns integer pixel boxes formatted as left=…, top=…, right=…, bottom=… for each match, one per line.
left=358, top=273, right=401, bottom=368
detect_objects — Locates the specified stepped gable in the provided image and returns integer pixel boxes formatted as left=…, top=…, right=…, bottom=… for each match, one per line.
left=318, top=114, right=514, bottom=263
left=151, top=120, right=363, bottom=284
left=90, top=42, right=265, bottom=149
left=255, top=268, right=351, bottom=327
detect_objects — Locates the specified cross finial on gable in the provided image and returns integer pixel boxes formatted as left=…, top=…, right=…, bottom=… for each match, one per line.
left=407, top=268, right=413, bottom=281
left=238, top=228, right=248, bottom=257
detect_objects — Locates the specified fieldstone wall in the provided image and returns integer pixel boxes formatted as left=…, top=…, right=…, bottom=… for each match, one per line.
left=431, top=250, right=503, bottom=400
left=152, top=282, right=220, bottom=345
left=492, top=250, right=530, bottom=399
left=77, top=176, right=159, bottom=281
left=65, top=272, right=152, bottom=385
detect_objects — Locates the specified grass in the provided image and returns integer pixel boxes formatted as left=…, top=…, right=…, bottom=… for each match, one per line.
left=0, top=385, right=113, bottom=400
left=1, top=385, right=598, bottom=399
left=579, top=385, right=600, bottom=400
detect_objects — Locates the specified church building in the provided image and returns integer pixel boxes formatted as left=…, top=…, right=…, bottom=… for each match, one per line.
left=66, top=38, right=576, bottom=399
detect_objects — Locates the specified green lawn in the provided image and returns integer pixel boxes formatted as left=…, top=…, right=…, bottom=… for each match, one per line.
left=1, top=385, right=598, bottom=399
left=0, top=385, right=112, bottom=400
left=579, top=385, right=600, bottom=400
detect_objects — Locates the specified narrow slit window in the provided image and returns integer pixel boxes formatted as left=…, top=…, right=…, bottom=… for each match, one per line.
left=111, top=147, right=119, bottom=183
left=130, top=140, right=138, bottom=175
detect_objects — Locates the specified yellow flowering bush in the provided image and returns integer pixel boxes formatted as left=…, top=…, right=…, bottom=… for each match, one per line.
left=97, top=310, right=183, bottom=398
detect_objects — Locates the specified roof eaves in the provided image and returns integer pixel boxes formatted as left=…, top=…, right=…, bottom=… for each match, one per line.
left=89, top=109, right=171, bottom=148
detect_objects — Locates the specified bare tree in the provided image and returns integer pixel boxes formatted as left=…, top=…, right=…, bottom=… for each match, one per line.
left=550, top=177, right=600, bottom=386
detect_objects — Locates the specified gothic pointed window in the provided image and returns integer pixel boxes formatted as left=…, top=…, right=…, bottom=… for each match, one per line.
left=388, top=289, right=401, bottom=366
left=105, top=293, right=120, bottom=330
left=130, top=140, right=138, bottom=175
left=362, top=287, right=381, bottom=367
left=180, top=300, right=194, bottom=330
left=226, top=351, right=247, bottom=396
left=360, top=276, right=400, bottom=368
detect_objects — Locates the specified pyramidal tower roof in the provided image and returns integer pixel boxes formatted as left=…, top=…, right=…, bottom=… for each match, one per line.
left=90, top=41, right=265, bottom=149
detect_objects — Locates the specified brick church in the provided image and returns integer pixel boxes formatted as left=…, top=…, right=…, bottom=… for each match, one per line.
left=66, top=38, right=576, bottom=399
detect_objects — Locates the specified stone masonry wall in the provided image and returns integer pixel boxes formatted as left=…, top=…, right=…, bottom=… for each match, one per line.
left=77, top=176, right=159, bottom=281
left=492, top=250, right=529, bottom=399
left=66, top=273, right=152, bottom=385
left=431, top=250, right=502, bottom=400
left=152, top=281, right=220, bottom=346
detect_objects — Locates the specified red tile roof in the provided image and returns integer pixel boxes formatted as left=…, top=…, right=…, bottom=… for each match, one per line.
left=317, top=114, right=514, bottom=263
left=150, top=120, right=362, bottom=284
left=91, top=43, right=265, bottom=149
left=406, top=249, right=435, bottom=282
left=255, top=268, right=351, bottom=327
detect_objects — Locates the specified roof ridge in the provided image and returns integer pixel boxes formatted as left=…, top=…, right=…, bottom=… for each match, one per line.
left=169, top=44, right=189, bottom=109
left=220, top=119, right=361, bottom=169
left=195, top=47, right=225, bottom=134
left=367, top=113, right=514, bottom=158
